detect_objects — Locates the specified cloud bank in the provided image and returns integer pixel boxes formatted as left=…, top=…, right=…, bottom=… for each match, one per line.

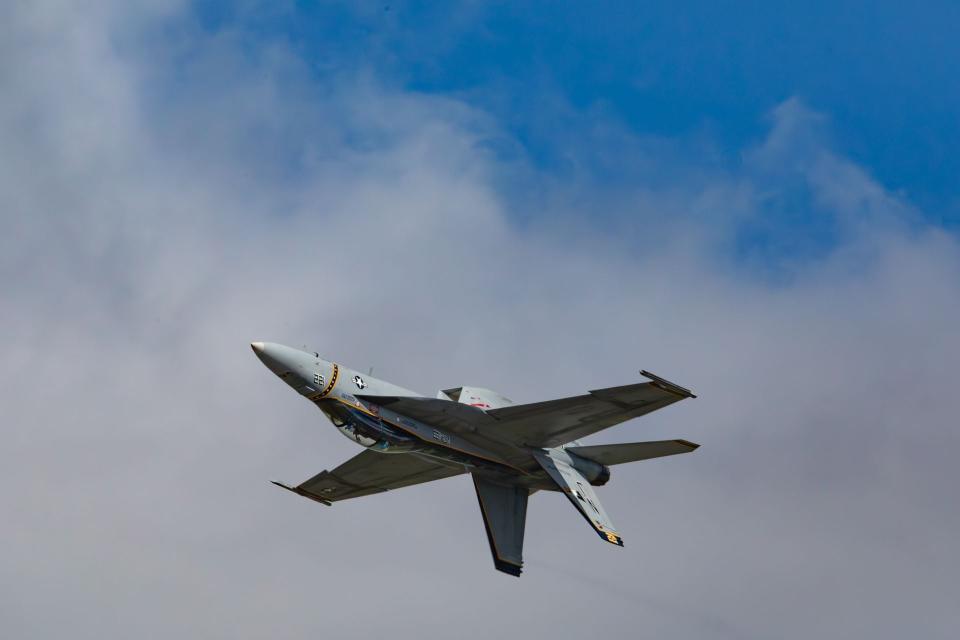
left=3, top=3, right=958, bottom=638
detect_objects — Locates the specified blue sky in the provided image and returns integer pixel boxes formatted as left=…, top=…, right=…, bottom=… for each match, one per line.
left=192, top=0, right=960, bottom=228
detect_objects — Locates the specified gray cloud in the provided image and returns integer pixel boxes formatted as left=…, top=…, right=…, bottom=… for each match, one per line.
left=3, top=3, right=959, bottom=639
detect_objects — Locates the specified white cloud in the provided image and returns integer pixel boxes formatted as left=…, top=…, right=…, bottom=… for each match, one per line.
left=2, top=4, right=958, bottom=639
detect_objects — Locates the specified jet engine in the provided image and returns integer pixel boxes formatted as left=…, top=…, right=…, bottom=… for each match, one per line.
left=567, top=451, right=611, bottom=486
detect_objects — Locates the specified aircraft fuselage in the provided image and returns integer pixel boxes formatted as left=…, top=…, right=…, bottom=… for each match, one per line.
left=251, top=341, right=545, bottom=484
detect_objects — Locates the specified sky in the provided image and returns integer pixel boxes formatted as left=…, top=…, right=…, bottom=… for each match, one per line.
left=2, top=2, right=959, bottom=638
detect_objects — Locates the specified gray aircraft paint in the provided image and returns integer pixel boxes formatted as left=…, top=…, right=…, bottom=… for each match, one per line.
left=251, top=341, right=698, bottom=576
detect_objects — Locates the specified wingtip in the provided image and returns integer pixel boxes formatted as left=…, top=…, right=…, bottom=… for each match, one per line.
left=676, top=439, right=701, bottom=451
left=640, top=370, right=696, bottom=398
left=271, top=481, right=332, bottom=506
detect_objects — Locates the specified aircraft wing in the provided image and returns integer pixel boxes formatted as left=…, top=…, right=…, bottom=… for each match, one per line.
left=359, top=371, right=694, bottom=450
left=485, top=371, right=696, bottom=448
left=272, top=450, right=465, bottom=505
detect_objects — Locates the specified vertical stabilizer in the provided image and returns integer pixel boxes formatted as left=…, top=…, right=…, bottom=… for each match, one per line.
left=533, top=449, right=624, bottom=546
left=472, top=475, right=529, bottom=576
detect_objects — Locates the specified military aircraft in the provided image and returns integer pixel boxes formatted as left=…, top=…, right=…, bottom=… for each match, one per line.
left=252, top=341, right=698, bottom=576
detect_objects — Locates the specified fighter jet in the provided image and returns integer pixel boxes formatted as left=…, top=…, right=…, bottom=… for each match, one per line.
left=252, top=341, right=698, bottom=576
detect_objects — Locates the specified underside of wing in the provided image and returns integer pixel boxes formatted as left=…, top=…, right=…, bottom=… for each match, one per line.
left=485, top=371, right=696, bottom=448
left=272, top=449, right=465, bottom=504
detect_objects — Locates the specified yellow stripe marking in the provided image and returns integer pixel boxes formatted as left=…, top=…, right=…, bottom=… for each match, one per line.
left=311, top=363, right=339, bottom=400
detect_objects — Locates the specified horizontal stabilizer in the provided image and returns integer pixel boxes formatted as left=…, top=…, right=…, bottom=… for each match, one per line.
left=567, top=439, right=699, bottom=466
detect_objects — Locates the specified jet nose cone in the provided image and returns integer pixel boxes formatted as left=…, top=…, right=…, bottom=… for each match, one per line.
left=249, top=341, right=305, bottom=379
left=250, top=342, right=318, bottom=396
